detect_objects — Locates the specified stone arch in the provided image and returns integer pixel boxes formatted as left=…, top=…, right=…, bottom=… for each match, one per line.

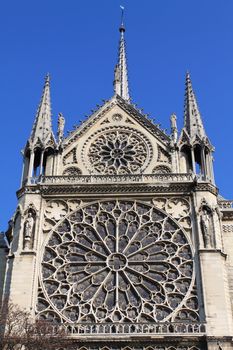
left=43, top=147, right=55, bottom=176
left=180, top=145, right=192, bottom=173
left=63, top=167, right=82, bottom=176
left=152, top=165, right=171, bottom=174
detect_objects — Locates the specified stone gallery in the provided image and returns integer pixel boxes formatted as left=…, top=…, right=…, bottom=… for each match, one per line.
left=1, top=18, right=233, bottom=350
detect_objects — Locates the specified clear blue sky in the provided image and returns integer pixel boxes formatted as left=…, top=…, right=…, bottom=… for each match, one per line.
left=1, top=0, right=233, bottom=231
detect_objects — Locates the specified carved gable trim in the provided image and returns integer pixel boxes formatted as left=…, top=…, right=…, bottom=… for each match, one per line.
left=62, top=96, right=170, bottom=151
left=63, top=101, right=116, bottom=149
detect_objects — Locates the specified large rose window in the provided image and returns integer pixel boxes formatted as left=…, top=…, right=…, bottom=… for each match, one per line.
left=83, top=128, right=152, bottom=174
left=38, top=200, right=199, bottom=323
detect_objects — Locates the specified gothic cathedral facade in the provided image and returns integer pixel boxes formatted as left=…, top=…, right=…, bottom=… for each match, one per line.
left=1, top=22, right=233, bottom=350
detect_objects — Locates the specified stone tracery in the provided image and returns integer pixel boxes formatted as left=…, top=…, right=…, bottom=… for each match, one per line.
left=38, top=200, right=198, bottom=324
left=83, top=128, right=152, bottom=175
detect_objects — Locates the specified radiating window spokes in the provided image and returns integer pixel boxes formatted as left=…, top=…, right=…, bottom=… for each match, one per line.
left=38, top=200, right=199, bottom=324
left=83, top=128, right=152, bottom=175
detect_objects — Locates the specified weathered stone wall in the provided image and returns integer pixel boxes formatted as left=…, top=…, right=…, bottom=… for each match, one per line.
left=0, top=233, right=7, bottom=301
left=222, top=220, right=233, bottom=315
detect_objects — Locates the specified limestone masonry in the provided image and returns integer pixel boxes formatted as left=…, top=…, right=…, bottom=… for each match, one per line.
left=1, top=20, right=233, bottom=350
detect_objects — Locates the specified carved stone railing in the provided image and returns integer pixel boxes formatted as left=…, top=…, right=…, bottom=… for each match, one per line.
left=37, top=173, right=195, bottom=185
left=59, top=322, right=206, bottom=337
left=218, top=200, right=233, bottom=209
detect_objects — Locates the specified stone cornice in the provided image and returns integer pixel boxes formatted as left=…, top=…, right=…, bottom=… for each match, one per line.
left=63, top=101, right=116, bottom=149
left=17, top=185, right=41, bottom=198
left=67, top=336, right=206, bottom=343
left=198, top=248, right=227, bottom=259
left=40, top=183, right=194, bottom=196
left=193, top=182, right=218, bottom=196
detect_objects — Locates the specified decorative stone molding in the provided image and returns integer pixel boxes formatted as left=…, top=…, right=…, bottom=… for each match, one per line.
left=17, top=186, right=41, bottom=198
left=100, top=118, right=110, bottom=125
left=63, top=102, right=116, bottom=149
left=63, top=96, right=171, bottom=153
left=152, top=165, right=171, bottom=174
left=157, top=146, right=171, bottom=164
left=43, top=199, right=82, bottom=233
left=24, top=202, right=38, bottom=217
left=60, top=323, right=206, bottom=338
left=152, top=197, right=192, bottom=235
left=116, top=96, right=170, bottom=145
left=112, top=113, right=123, bottom=122
left=41, top=173, right=194, bottom=185
left=125, top=117, right=135, bottom=125
left=40, top=184, right=194, bottom=196
left=63, top=167, right=82, bottom=176
left=63, top=147, right=78, bottom=165
left=194, top=183, right=218, bottom=196
left=17, top=176, right=218, bottom=198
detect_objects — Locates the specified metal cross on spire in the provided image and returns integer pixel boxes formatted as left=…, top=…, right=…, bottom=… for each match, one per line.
left=113, top=5, right=130, bottom=102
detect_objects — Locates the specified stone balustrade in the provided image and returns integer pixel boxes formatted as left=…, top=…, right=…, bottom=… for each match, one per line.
left=36, top=173, right=194, bottom=185
left=59, top=322, right=206, bottom=337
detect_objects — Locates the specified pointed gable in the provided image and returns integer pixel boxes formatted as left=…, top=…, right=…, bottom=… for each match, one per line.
left=60, top=16, right=172, bottom=177
left=178, top=128, right=191, bottom=146
left=61, top=96, right=171, bottom=176
left=63, top=96, right=170, bottom=150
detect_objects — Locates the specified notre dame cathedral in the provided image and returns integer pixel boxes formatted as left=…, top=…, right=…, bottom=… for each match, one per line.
left=1, top=19, right=233, bottom=350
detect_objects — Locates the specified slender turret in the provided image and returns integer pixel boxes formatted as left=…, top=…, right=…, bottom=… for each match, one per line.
left=178, top=72, right=214, bottom=182
left=22, top=75, right=56, bottom=184
left=184, top=72, right=206, bottom=140
left=29, top=74, right=55, bottom=148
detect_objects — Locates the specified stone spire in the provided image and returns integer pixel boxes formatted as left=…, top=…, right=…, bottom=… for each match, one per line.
left=113, top=11, right=130, bottom=102
left=184, top=72, right=206, bottom=139
left=29, top=74, right=55, bottom=148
